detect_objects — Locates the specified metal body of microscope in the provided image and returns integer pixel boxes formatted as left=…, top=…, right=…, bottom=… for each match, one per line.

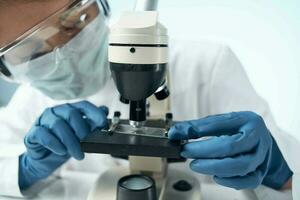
left=80, top=1, right=201, bottom=199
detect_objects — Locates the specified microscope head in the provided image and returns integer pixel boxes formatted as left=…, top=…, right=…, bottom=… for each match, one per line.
left=108, top=11, right=169, bottom=127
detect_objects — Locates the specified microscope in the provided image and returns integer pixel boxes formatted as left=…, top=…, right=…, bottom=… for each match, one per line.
left=81, top=1, right=201, bottom=199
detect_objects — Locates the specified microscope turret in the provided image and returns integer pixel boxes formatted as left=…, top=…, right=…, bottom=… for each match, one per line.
left=109, top=11, right=169, bottom=128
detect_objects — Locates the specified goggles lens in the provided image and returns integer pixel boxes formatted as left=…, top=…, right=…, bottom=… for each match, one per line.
left=0, top=0, right=109, bottom=80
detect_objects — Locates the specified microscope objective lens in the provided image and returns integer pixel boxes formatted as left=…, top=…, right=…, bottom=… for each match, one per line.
left=120, top=177, right=152, bottom=190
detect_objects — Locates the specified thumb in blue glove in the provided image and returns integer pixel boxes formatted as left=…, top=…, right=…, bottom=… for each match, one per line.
left=169, top=111, right=293, bottom=190
left=19, top=101, right=109, bottom=190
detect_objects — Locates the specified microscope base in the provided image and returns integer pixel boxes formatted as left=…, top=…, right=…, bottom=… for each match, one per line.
left=87, top=167, right=202, bottom=200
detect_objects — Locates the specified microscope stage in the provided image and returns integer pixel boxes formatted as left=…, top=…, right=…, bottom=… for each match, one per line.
left=80, top=120, right=184, bottom=159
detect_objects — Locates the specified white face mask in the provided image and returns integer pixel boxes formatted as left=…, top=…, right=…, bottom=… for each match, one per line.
left=3, top=14, right=110, bottom=100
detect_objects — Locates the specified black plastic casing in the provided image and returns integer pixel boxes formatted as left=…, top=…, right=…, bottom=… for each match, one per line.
left=110, top=63, right=167, bottom=101
left=117, top=175, right=157, bottom=200
left=110, top=63, right=167, bottom=123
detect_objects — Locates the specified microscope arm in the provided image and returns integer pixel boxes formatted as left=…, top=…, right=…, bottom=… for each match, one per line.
left=135, top=0, right=159, bottom=11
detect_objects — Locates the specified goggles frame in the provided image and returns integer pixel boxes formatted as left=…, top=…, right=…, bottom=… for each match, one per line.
left=0, top=0, right=110, bottom=79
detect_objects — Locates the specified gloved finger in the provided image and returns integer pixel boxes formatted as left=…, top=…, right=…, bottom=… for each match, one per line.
left=25, top=126, right=67, bottom=159
left=168, top=112, right=248, bottom=140
left=39, top=108, right=84, bottom=160
left=69, top=101, right=109, bottom=131
left=189, top=146, right=268, bottom=177
left=52, top=104, right=90, bottom=140
left=99, top=106, right=109, bottom=116
left=181, top=131, right=259, bottom=159
left=213, top=170, right=265, bottom=190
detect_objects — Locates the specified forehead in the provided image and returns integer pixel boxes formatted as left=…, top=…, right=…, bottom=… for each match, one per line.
left=0, top=0, right=71, bottom=48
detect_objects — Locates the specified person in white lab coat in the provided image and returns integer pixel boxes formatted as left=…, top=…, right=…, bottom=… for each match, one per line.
left=0, top=0, right=297, bottom=199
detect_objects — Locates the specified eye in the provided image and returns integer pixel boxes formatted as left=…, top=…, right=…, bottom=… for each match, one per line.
left=60, top=8, right=89, bottom=30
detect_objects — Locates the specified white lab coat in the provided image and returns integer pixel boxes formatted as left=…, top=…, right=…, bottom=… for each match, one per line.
left=0, top=40, right=297, bottom=199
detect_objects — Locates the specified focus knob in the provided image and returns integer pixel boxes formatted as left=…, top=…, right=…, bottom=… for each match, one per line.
left=155, top=85, right=170, bottom=100
left=120, top=96, right=130, bottom=104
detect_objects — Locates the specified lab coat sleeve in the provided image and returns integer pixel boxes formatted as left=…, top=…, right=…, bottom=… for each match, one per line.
left=207, top=45, right=297, bottom=199
left=0, top=85, right=38, bottom=197
left=0, top=157, right=23, bottom=197
left=0, top=85, right=50, bottom=197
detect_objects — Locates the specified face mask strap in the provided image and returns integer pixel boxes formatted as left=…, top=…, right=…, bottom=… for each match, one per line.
left=0, top=57, right=12, bottom=78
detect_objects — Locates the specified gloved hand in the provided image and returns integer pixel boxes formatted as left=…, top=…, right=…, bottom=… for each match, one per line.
left=169, top=111, right=293, bottom=190
left=19, top=101, right=108, bottom=190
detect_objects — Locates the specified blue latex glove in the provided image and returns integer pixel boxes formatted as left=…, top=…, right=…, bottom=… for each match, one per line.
left=19, top=101, right=109, bottom=190
left=169, top=111, right=293, bottom=190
